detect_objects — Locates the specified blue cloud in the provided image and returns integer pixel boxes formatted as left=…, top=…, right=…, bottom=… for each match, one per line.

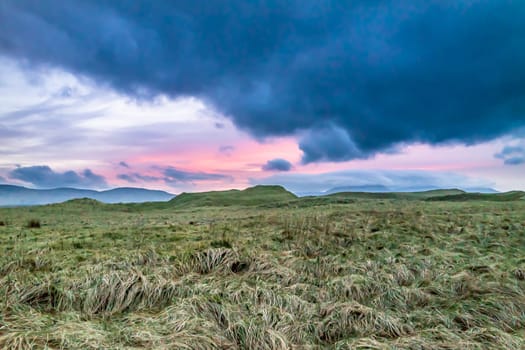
left=119, top=161, right=130, bottom=168
left=1, top=1, right=524, bottom=161
left=117, top=174, right=136, bottom=183
left=495, top=145, right=525, bottom=165
left=504, top=157, right=525, bottom=165
left=163, top=167, right=232, bottom=185
left=9, top=165, right=107, bottom=189
left=219, top=145, right=235, bottom=156
left=118, top=172, right=162, bottom=183
left=262, top=158, right=292, bottom=172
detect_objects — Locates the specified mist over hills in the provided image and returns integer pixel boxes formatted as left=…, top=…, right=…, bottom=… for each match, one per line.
left=0, top=185, right=174, bottom=206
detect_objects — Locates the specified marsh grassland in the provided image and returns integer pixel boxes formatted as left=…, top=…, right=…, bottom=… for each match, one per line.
left=0, top=187, right=524, bottom=349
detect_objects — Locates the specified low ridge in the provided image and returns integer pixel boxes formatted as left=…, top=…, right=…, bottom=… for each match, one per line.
left=427, top=190, right=525, bottom=202
left=169, top=185, right=297, bottom=207
left=326, top=188, right=467, bottom=200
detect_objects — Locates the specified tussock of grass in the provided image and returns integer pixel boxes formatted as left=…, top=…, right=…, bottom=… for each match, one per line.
left=318, top=301, right=412, bottom=342
left=183, top=248, right=251, bottom=275
left=78, top=271, right=179, bottom=315
left=10, top=271, right=182, bottom=317
left=25, top=219, right=41, bottom=228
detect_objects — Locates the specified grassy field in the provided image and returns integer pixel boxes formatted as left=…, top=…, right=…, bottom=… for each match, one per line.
left=0, top=186, right=524, bottom=349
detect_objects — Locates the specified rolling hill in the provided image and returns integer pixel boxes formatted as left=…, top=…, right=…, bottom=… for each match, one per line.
left=169, top=185, right=297, bottom=207
left=324, top=188, right=467, bottom=200
left=426, top=190, right=525, bottom=202
left=298, top=185, right=498, bottom=197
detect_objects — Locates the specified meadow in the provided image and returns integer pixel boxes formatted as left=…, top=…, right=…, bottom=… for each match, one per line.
left=0, top=186, right=524, bottom=349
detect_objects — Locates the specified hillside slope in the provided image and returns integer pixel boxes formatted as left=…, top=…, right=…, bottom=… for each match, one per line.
left=325, top=189, right=467, bottom=200
left=169, top=185, right=297, bottom=207
left=427, top=191, right=525, bottom=202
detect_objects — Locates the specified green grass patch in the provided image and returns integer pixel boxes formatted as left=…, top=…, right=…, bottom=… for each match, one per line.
left=0, top=196, right=524, bottom=348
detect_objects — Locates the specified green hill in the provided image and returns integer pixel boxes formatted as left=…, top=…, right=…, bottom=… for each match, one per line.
left=169, top=185, right=297, bottom=207
left=427, top=190, right=525, bottom=202
left=326, top=188, right=466, bottom=200
left=412, top=189, right=467, bottom=197
left=59, top=198, right=105, bottom=207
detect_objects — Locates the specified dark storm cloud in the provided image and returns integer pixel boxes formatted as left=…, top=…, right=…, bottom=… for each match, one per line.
left=1, top=1, right=524, bottom=161
left=262, top=158, right=292, bottom=172
left=299, top=124, right=364, bottom=163
left=9, top=165, right=107, bottom=188
left=163, top=167, right=232, bottom=185
left=495, top=145, right=525, bottom=165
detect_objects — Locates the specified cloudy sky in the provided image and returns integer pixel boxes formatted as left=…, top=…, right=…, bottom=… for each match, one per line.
left=0, top=1, right=524, bottom=193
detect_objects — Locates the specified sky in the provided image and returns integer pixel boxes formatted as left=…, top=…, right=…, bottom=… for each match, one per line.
left=0, top=0, right=524, bottom=194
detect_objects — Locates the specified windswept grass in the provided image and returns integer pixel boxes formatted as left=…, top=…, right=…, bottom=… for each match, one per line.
left=0, top=197, right=524, bottom=348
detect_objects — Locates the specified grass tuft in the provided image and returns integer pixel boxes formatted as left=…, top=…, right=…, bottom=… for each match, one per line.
left=26, top=219, right=41, bottom=228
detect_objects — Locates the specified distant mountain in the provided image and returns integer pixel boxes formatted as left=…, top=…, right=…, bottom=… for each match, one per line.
left=95, top=188, right=175, bottom=203
left=321, top=185, right=498, bottom=196
left=462, top=187, right=499, bottom=194
left=427, top=190, right=525, bottom=202
left=0, top=185, right=175, bottom=206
